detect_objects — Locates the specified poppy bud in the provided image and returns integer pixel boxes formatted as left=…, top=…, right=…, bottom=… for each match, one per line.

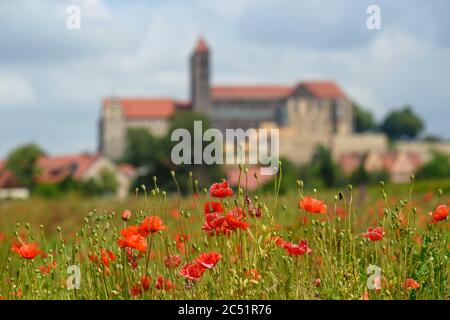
left=122, top=210, right=132, bottom=221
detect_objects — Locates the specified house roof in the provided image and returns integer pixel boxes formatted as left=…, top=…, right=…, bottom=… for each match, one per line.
left=0, top=159, right=24, bottom=189
left=295, top=81, right=347, bottom=99
left=212, top=81, right=346, bottom=101
left=382, top=151, right=423, bottom=172
left=103, top=98, right=176, bottom=119
left=194, top=37, right=209, bottom=54
left=118, top=164, right=137, bottom=178
left=36, top=154, right=101, bottom=184
left=339, top=153, right=364, bottom=176
left=212, top=85, right=293, bottom=101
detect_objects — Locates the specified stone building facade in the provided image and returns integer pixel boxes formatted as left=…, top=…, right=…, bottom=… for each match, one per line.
left=99, top=37, right=384, bottom=165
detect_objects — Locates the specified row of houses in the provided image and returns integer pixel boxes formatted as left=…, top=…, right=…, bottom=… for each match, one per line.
left=1, top=141, right=448, bottom=199
left=339, top=150, right=422, bottom=183
left=0, top=154, right=136, bottom=200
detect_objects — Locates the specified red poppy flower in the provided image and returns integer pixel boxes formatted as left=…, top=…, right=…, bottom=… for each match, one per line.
left=121, top=209, right=132, bottom=221
left=271, top=236, right=286, bottom=247
left=170, top=209, right=181, bottom=219
left=245, top=269, right=261, bottom=281
left=125, top=247, right=142, bottom=269
left=196, top=252, right=222, bottom=269
left=0, top=232, right=6, bottom=243
left=120, top=225, right=141, bottom=237
left=204, top=202, right=224, bottom=214
left=282, top=240, right=312, bottom=256
left=164, top=255, right=182, bottom=269
left=139, top=216, right=167, bottom=236
left=174, top=234, right=191, bottom=254
left=130, top=284, right=142, bottom=297
left=225, top=209, right=249, bottom=231
left=88, top=251, right=99, bottom=263
left=141, top=275, right=151, bottom=291
left=155, top=276, right=175, bottom=290
left=117, top=234, right=147, bottom=253
left=101, top=248, right=116, bottom=267
left=361, top=227, right=384, bottom=241
left=299, top=196, right=327, bottom=214
left=39, top=261, right=57, bottom=275
left=404, top=278, right=420, bottom=289
left=202, top=212, right=229, bottom=236
left=209, top=180, right=233, bottom=198
left=430, top=205, right=448, bottom=223
left=180, top=262, right=206, bottom=280
left=314, top=278, right=321, bottom=287
left=12, top=288, right=22, bottom=298
left=11, top=241, right=43, bottom=259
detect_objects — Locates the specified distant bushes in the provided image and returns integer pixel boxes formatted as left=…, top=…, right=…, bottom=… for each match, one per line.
left=33, top=169, right=118, bottom=198
left=415, top=151, right=450, bottom=180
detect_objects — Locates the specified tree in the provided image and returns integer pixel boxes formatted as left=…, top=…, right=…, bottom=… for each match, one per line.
left=380, top=106, right=424, bottom=140
left=122, top=128, right=161, bottom=167
left=315, top=146, right=339, bottom=188
left=6, top=143, right=45, bottom=189
left=132, top=111, right=224, bottom=193
left=416, top=151, right=450, bottom=180
left=353, top=103, right=377, bottom=132
left=261, top=158, right=299, bottom=195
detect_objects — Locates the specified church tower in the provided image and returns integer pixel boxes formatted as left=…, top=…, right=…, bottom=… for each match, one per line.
left=190, top=37, right=211, bottom=114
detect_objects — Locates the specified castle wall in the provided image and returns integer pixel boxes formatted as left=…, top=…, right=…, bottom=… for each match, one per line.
left=279, top=130, right=332, bottom=165
left=100, top=118, right=126, bottom=160
left=395, top=141, right=450, bottom=163
left=331, top=133, right=388, bottom=161
left=125, top=118, right=170, bottom=137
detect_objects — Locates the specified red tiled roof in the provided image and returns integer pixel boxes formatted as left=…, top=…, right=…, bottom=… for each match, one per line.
left=212, top=81, right=346, bottom=101
left=212, top=85, right=293, bottom=101
left=382, top=151, right=423, bottom=172
left=103, top=98, right=175, bottom=119
left=194, top=37, right=209, bottom=54
left=36, top=154, right=101, bottom=184
left=0, top=166, right=23, bottom=189
left=118, top=164, right=136, bottom=178
left=296, top=81, right=346, bottom=99
left=339, top=153, right=364, bottom=176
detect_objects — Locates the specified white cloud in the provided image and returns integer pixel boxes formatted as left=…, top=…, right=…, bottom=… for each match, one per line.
left=0, top=0, right=449, bottom=157
left=0, top=73, right=37, bottom=106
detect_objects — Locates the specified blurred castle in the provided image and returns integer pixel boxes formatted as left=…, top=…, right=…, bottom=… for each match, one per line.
left=99, top=38, right=386, bottom=166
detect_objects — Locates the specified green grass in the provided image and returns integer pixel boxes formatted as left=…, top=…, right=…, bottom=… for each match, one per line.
left=0, top=177, right=448, bottom=300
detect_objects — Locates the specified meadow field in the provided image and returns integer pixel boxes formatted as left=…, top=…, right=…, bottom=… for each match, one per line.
left=0, top=173, right=448, bottom=300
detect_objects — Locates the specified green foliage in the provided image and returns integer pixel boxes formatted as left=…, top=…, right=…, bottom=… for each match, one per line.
left=122, top=128, right=162, bottom=167
left=380, top=106, right=424, bottom=140
left=307, top=146, right=342, bottom=188
left=5, top=143, right=45, bottom=189
left=261, top=158, right=299, bottom=195
left=349, top=163, right=389, bottom=185
left=33, top=183, right=62, bottom=198
left=33, top=169, right=118, bottom=198
left=261, top=147, right=344, bottom=191
left=353, top=103, right=377, bottom=132
left=130, top=111, right=224, bottom=193
left=416, top=151, right=450, bottom=180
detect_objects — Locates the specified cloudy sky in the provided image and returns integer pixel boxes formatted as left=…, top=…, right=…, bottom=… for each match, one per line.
left=0, top=0, right=449, bottom=157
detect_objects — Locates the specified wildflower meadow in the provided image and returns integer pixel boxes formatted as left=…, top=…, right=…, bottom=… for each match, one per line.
left=0, top=168, right=448, bottom=300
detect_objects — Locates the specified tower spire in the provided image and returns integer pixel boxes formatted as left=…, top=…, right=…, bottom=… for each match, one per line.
left=194, top=36, right=209, bottom=54
left=190, top=36, right=211, bottom=114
